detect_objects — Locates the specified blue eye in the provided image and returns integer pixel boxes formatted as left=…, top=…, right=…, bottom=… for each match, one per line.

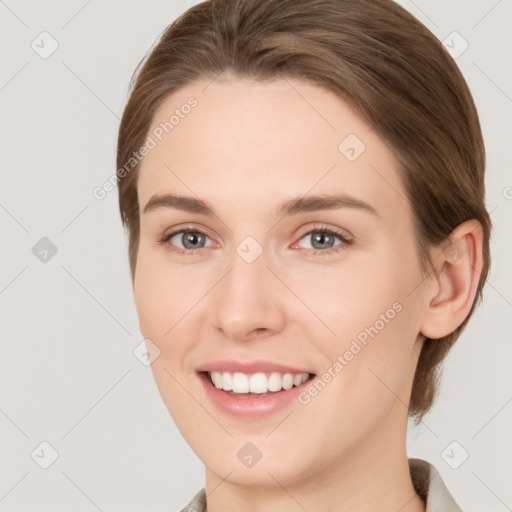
left=159, top=224, right=353, bottom=256
left=293, top=226, right=352, bottom=256
left=159, top=229, right=214, bottom=255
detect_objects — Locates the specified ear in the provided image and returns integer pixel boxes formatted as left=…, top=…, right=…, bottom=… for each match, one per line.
left=420, top=219, right=484, bottom=339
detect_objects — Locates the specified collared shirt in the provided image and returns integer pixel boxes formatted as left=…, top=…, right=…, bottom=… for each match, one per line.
left=179, top=458, right=462, bottom=511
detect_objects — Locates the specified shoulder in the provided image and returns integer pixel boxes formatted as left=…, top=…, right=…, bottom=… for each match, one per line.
left=179, top=488, right=206, bottom=512
left=409, top=457, right=463, bottom=511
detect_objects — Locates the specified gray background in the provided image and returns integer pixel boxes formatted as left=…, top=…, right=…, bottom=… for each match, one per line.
left=1, top=1, right=511, bottom=511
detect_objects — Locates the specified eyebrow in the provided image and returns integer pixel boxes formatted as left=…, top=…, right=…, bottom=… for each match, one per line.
left=142, top=193, right=379, bottom=218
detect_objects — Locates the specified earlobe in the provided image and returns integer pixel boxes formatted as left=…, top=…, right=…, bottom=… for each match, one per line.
left=420, top=220, right=484, bottom=339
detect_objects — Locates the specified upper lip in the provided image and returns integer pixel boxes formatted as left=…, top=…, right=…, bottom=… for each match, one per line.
left=196, top=360, right=315, bottom=375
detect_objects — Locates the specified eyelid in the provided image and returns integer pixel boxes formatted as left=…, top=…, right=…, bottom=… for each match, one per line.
left=294, top=223, right=353, bottom=244
left=160, top=223, right=352, bottom=242
left=161, top=223, right=217, bottom=242
left=159, top=222, right=354, bottom=255
left=157, top=223, right=218, bottom=256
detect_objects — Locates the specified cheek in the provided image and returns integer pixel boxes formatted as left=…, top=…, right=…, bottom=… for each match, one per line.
left=132, top=252, right=199, bottom=430
left=133, top=258, right=180, bottom=358
left=291, top=296, right=419, bottom=463
left=133, top=248, right=201, bottom=340
left=286, top=250, right=418, bottom=344
left=288, top=249, right=422, bottom=405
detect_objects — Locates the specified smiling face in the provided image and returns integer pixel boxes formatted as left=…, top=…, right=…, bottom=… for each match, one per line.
left=133, top=76, right=431, bottom=487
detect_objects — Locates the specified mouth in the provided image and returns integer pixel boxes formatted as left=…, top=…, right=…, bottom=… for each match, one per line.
left=195, top=360, right=318, bottom=418
left=199, top=370, right=316, bottom=398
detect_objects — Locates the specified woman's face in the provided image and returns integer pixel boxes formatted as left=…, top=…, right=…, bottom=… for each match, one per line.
left=134, top=77, right=430, bottom=486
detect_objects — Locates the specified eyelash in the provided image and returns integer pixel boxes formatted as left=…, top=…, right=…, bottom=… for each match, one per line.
left=158, top=223, right=353, bottom=257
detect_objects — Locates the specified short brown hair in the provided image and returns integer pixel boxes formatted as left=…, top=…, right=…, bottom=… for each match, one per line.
left=117, top=0, right=491, bottom=422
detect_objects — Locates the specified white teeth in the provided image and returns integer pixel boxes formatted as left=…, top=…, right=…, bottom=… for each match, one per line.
left=268, top=372, right=283, bottom=392
left=208, top=371, right=310, bottom=394
left=282, top=373, right=294, bottom=390
left=211, top=371, right=223, bottom=389
left=232, top=372, right=249, bottom=393
left=249, top=373, right=267, bottom=393
left=222, top=372, right=233, bottom=391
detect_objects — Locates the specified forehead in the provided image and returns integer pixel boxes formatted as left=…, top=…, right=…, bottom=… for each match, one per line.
left=137, top=77, right=409, bottom=223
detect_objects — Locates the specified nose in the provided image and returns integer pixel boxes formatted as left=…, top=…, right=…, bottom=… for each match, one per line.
left=211, top=245, right=286, bottom=342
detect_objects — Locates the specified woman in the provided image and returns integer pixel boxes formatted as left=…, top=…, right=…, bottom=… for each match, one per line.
left=116, top=0, right=491, bottom=510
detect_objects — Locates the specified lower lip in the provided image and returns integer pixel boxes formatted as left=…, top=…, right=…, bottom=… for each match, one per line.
left=197, top=372, right=314, bottom=419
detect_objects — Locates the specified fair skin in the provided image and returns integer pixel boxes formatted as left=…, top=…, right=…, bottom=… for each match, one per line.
left=133, top=76, right=483, bottom=512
